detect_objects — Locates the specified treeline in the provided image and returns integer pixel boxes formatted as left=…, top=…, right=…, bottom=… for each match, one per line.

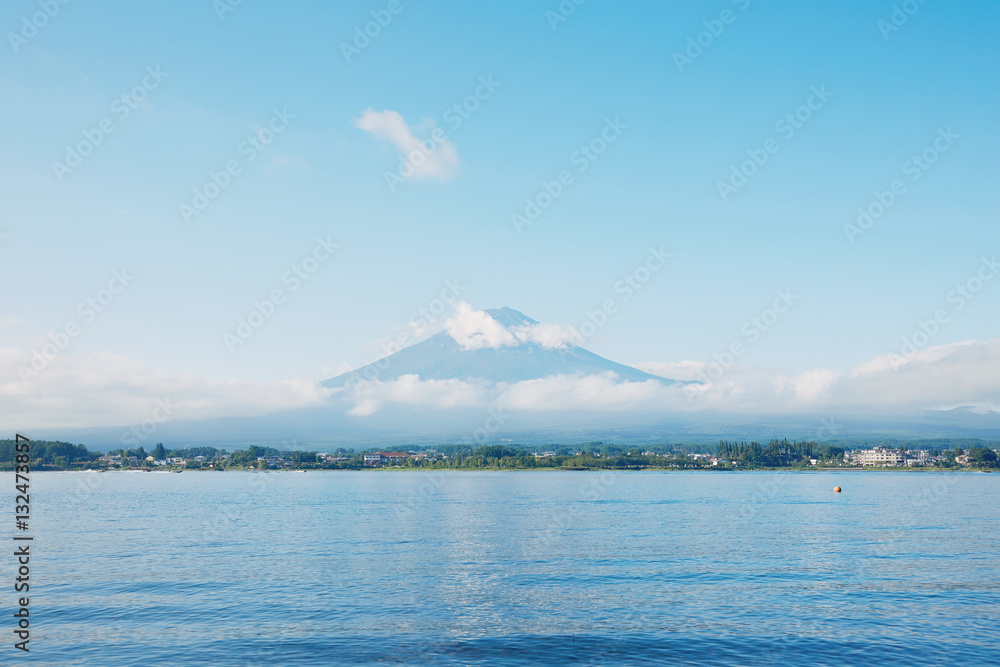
left=105, top=444, right=227, bottom=461
left=968, top=446, right=999, bottom=467
left=0, top=440, right=98, bottom=468
left=224, top=445, right=316, bottom=467
left=103, top=444, right=321, bottom=468
left=8, top=438, right=996, bottom=471
left=716, top=439, right=845, bottom=467
left=402, top=445, right=706, bottom=470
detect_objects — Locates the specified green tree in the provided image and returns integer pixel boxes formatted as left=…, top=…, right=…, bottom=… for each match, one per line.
left=969, top=446, right=998, bottom=467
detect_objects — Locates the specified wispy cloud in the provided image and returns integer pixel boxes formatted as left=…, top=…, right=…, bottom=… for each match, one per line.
left=354, top=108, right=459, bottom=182
left=639, top=337, right=1000, bottom=414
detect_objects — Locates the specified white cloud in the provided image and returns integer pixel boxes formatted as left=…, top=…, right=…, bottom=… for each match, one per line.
left=445, top=302, right=518, bottom=350
left=496, top=372, right=676, bottom=412
left=354, top=108, right=459, bottom=182
left=442, top=302, right=580, bottom=351
left=0, top=347, right=332, bottom=430
left=638, top=337, right=1000, bottom=414
left=829, top=338, right=1000, bottom=411
left=345, top=374, right=489, bottom=416
left=6, top=305, right=999, bottom=428
left=633, top=360, right=705, bottom=382
left=334, top=337, right=1000, bottom=417
left=511, top=322, right=581, bottom=349
left=334, top=371, right=677, bottom=416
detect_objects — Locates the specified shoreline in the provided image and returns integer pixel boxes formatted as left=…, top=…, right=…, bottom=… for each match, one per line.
left=17, top=467, right=995, bottom=474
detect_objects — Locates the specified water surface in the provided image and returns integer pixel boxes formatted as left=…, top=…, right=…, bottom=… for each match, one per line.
left=21, top=471, right=1000, bottom=665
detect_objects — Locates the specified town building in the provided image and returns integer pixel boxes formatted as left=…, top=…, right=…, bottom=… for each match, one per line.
left=363, top=452, right=411, bottom=466
left=853, top=447, right=906, bottom=466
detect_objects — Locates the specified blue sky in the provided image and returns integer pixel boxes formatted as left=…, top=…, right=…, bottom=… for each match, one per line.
left=2, top=0, right=998, bottom=428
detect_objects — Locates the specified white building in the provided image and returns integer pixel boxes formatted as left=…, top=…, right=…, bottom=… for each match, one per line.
left=364, top=452, right=410, bottom=466
left=854, top=447, right=905, bottom=466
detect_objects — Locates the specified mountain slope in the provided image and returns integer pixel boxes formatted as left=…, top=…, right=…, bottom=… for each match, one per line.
left=322, top=307, right=679, bottom=387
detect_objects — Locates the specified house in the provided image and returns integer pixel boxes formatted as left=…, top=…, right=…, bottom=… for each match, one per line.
left=364, top=452, right=410, bottom=466
left=167, top=457, right=185, bottom=465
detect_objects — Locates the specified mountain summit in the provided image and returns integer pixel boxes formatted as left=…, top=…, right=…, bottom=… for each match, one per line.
left=322, top=307, right=678, bottom=387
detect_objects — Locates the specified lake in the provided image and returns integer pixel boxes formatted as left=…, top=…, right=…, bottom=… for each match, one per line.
left=21, top=470, right=1000, bottom=665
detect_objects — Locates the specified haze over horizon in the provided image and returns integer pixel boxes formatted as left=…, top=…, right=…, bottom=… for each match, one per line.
left=7, top=302, right=1000, bottom=444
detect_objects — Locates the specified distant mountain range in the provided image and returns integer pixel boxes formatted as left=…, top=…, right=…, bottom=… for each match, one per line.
left=322, top=307, right=679, bottom=387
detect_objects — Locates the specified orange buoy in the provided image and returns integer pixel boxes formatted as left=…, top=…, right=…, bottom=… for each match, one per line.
left=834, top=486, right=842, bottom=493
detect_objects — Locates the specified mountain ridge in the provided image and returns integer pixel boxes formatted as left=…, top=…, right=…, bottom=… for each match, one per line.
left=322, top=306, right=680, bottom=387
